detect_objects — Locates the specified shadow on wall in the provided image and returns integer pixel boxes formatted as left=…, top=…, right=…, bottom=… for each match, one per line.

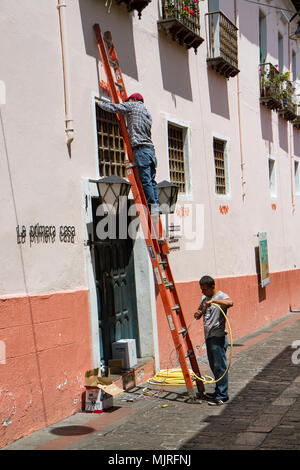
left=278, top=118, right=288, bottom=152
left=260, top=106, right=273, bottom=142
left=207, top=67, right=230, bottom=119
left=157, top=30, right=193, bottom=101
left=78, top=0, right=138, bottom=82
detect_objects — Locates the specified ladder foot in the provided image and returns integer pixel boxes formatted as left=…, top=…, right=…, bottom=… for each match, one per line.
left=186, top=389, right=197, bottom=401
left=195, top=391, right=205, bottom=400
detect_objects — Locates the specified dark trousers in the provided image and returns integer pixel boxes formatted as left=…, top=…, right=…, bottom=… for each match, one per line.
left=206, top=335, right=229, bottom=401
left=133, top=146, right=158, bottom=212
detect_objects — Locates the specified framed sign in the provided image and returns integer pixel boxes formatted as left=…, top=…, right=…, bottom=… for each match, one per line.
left=258, top=232, right=270, bottom=287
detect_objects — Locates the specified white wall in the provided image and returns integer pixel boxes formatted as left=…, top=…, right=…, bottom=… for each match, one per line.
left=1, top=0, right=300, bottom=300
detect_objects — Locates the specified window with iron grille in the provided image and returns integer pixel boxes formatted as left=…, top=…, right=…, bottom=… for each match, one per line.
left=213, top=138, right=227, bottom=195
left=168, top=123, right=186, bottom=193
left=96, top=105, right=126, bottom=177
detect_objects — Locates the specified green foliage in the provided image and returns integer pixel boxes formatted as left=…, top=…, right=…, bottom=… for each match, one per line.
left=166, top=0, right=203, bottom=18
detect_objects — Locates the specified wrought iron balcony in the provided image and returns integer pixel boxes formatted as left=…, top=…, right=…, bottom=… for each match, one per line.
left=205, top=11, right=239, bottom=78
left=292, top=82, right=300, bottom=128
left=260, top=64, right=297, bottom=120
left=278, top=80, right=297, bottom=121
left=259, top=63, right=282, bottom=111
left=116, top=0, right=151, bottom=19
left=157, top=0, right=204, bottom=54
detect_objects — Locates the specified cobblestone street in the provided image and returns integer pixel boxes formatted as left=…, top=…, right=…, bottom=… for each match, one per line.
left=3, top=311, right=300, bottom=452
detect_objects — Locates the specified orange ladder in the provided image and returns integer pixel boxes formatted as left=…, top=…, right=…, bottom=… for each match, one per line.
left=93, top=24, right=204, bottom=400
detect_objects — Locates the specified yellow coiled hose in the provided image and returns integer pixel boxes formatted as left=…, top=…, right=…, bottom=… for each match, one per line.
left=147, top=303, right=233, bottom=386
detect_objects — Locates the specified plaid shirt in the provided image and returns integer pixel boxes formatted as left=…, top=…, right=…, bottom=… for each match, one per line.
left=97, top=100, right=154, bottom=149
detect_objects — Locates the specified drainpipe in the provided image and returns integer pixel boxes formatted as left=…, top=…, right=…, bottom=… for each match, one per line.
left=280, top=10, right=295, bottom=213
left=234, top=0, right=246, bottom=202
left=57, top=0, right=74, bottom=146
left=288, top=20, right=296, bottom=214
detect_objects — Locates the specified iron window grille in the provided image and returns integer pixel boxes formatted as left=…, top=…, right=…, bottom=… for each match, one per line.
left=168, top=123, right=186, bottom=193
left=96, top=105, right=126, bottom=178
left=213, top=138, right=227, bottom=195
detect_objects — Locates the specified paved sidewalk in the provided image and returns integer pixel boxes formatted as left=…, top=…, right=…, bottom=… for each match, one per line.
left=3, top=311, right=300, bottom=451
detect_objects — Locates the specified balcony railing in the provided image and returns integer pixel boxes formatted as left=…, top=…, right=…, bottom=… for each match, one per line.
left=205, top=11, right=239, bottom=78
left=157, top=0, right=204, bottom=53
left=260, top=63, right=283, bottom=111
left=260, top=63, right=297, bottom=120
left=278, top=80, right=297, bottom=121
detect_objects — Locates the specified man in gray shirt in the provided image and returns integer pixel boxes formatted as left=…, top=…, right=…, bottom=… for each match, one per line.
left=97, top=93, right=159, bottom=213
left=194, top=275, right=233, bottom=405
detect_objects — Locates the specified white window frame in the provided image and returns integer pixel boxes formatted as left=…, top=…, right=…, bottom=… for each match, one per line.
left=259, top=10, right=267, bottom=63
left=268, top=155, right=277, bottom=199
left=163, top=113, right=192, bottom=201
left=212, top=132, right=231, bottom=199
left=278, top=31, right=284, bottom=73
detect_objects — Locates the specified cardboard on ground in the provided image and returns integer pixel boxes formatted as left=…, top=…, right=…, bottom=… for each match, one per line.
left=85, top=368, right=123, bottom=396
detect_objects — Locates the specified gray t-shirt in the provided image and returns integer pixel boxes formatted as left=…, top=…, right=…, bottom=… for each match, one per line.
left=200, top=291, right=229, bottom=339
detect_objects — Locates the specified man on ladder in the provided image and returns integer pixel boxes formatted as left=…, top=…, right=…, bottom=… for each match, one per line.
left=97, top=93, right=159, bottom=215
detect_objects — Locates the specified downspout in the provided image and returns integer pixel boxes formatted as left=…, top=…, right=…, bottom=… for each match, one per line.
left=57, top=0, right=74, bottom=146
left=288, top=20, right=296, bottom=214
left=234, top=0, right=246, bottom=202
left=282, top=9, right=295, bottom=214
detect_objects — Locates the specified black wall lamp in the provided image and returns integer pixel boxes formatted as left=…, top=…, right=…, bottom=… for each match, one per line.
left=90, top=175, right=132, bottom=214
left=158, top=180, right=179, bottom=214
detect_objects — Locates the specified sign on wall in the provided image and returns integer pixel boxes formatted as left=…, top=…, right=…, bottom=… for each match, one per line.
left=16, top=224, right=76, bottom=245
left=258, top=232, right=270, bottom=288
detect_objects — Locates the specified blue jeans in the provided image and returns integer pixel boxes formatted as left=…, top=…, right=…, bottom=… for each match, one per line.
left=206, top=336, right=229, bottom=401
left=133, top=146, right=158, bottom=212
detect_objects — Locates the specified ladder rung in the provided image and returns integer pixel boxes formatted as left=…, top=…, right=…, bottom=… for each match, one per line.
left=185, top=350, right=195, bottom=358
left=159, top=260, right=168, bottom=266
left=178, top=328, right=187, bottom=335
left=165, top=282, right=174, bottom=290
left=172, top=304, right=180, bottom=312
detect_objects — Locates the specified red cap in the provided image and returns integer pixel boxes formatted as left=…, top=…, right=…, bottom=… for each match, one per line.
left=126, top=93, right=144, bottom=102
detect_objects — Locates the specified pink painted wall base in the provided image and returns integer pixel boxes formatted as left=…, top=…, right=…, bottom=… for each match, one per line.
left=156, top=269, right=300, bottom=369
left=0, top=290, right=92, bottom=448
